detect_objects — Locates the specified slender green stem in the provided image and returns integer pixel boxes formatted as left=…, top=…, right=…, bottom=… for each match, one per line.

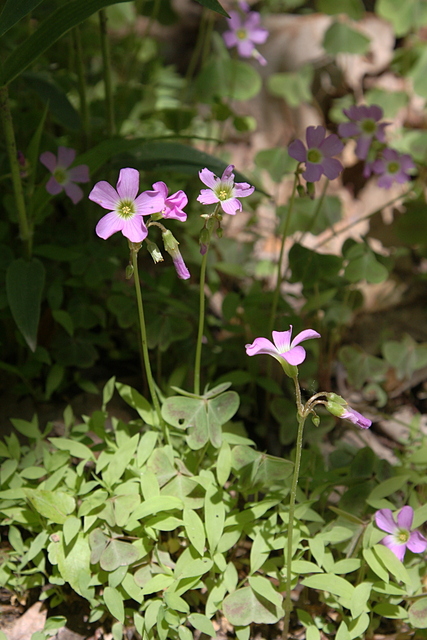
left=298, top=178, right=329, bottom=245
left=72, top=26, right=90, bottom=149
left=131, top=249, right=169, bottom=442
left=99, top=9, right=115, bottom=137
left=0, top=86, right=31, bottom=258
left=269, top=172, right=299, bottom=334
left=283, top=394, right=306, bottom=639
left=194, top=249, right=208, bottom=395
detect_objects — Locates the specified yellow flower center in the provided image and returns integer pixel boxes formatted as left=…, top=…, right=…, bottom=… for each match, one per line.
left=236, top=28, right=247, bottom=40
left=118, top=200, right=135, bottom=219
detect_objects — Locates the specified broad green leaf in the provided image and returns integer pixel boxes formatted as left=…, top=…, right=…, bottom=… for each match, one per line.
left=100, top=539, right=139, bottom=571
left=323, top=22, right=370, bottom=55
left=140, top=573, right=175, bottom=595
left=362, top=547, right=389, bottom=582
left=55, top=532, right=92, bottom=598
left=187, top=613, right=216, bottom=638
left=367, top=475, right=410, bottom=505
left=316, top=0, right=364, bottom=19
left=104, top=586, right=125, bottom=623
left=22, top=72, right=81, bottom=130
left=248, top=576, right=282, bottom=608
left=175, top=557, right=213, bottom=579
left=115, top=382, right=156, bottom=425
left=255, top=147, right=296, bottom=182
left=183, top=508, right=206, bottom=556
left=0, top=0, right=45, bottom=38
left=207, top=391, right=239, bottom=448
left=377, top=0, right=427, bottom=36
left=268, top=65, right=314, bottom=107
left=102, top=376, right=116, bottom=409
left=10, top=415, right=40, bottom=439
left=49, top=437, right=95, bottom=461
left=348, top=613, right=370, bottom=640
left=291, top=560, right=324, bottom=574
left=205, top=485, right=225, bottom=553
left=25, top=489, right=75, bottom=524
left=350, top=582, right=372, bottom=619
left=0, top=0, right=134, bottom=86
left=6, top=258, right=45, bottom=351
left=102, top=434, right=139, bottom=486
left=196, top=59, right=262, bottom=102
left=217, top=441, right=232, bottom=486
left=373, top=603, right=408, bottom=619
left=114, top=494, right=141, bottom=528
left=136, top=431, right=158, bottom=467
left=250, top=530, right=271, bottom=574
left=344, top=245, right=389, bottom=283
left=301, top=574, right=355, bottom=601
left=223, top=586, right=282, bottom=625
left=132, top=495, right=183, bottom=521
left=373, top=544, right=412, bottom=585
left=408, top=597, right=427, bottom=629
left=63, top=516, right=81, bottom=546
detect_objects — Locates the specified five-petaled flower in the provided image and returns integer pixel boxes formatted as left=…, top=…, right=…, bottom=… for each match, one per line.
left=152, top=181, right=188, bottom=222
left=40, top=146, right=90, bottom=204
left=223, top=2, right=268, bottom=65
left=375, top=506, right=427, bottom=561
left=89, top=168, right=164, bottom=242
left=338, top=105, right=389, bottom=161
left=371, top=148, right=415, bottom=189
left=288, top=126, right=344, bottom=182
left=245, top=326, right=321, bottom=366
left=197, top=165, right=255, bottom=215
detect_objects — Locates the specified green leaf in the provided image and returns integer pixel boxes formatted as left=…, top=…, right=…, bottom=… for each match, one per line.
left=0, top=0, right=135, bottom=86
left=223, top=586, right=282, bottom=625
left=6, top=258, right=45, bottom=351
left=115, top=382, right=156, bottom=425
left=316, top=0, right=364, bottom=19
left=10, top=415, right=41, bottom=439
left=54, top=532, right=92, bottom=598
left=63, top=516, right=81, bottom=545
left=175, top=557, right=213, bottom=579
left=140, top=573, right=174, bottom=595
left=194, top=0, right=229, bottom=17
left=0, top=0, right=45, bottom=38
left=344, top=244, right=389, bottom=283
left=25, top=489, right=75, bottom=524
left=102, top=434, right=139, bottom=486
left=255, top=147, right=297, bottom=182
left=268, top=65, right=314, bottom=107
left=248, top=575, right=282, bottom=608
left=205, top=484, right=225, bottom=553
left=196, top=59, right=262, bottom=102
left=100, top=539, right=139, bottom=571
left=323, top=22, right=370, bottom=55
left=373, top=544, right=412, bottom=585
left=350, top=582, right=372, bottom=619
left=301, top=574, right=355, bottom=602
left=188, top=613, right=216, bottom=638
left=376, top=0, right=427, bottom=37
left=104, top=586, right=125, bottom=623
left=367, top=475, right=410, bottom=506
left=52, top=309, right=74, bottom=336
left=408, top=597, right=427, bottom=629
left=362, top=547, right=389, bottom=582
left=183, top=508, right=206, bottom=556
left=22, top=72, right=81, bottom=130
left=132, top=495, right=183, bottom=521
left=49, top=437, right=95, bottom=461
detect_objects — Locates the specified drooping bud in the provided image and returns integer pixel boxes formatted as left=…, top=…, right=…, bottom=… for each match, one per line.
left=325, top=393, right=371, bottom=429
left=297, top=184, right=306, bottom=198
left=125, top=264, right=134, bottom=279
left=306, top=182, right=315, bottom=199
left=146, top=239, right=164, bottom=264
left=162, top=229, right=190, bottom=280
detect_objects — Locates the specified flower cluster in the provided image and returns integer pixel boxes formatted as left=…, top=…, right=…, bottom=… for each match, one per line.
left=375, top=506, right=427, bottom=561
left=223, top=1, right=268, bottom=66
left=40, top=147, right=90, bottom=204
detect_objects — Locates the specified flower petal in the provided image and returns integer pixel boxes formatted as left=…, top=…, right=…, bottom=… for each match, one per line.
left=89, top=181, right=120, bottom=210
left=152, top=180, right=168, bottom=200
left=69, top=164, right=90, bottom=183
left=320, top=157, right=343, bottom=180
left=306, top=126, right=325, bottom=149
left=57, top=146, right=76, bottom=168
left=64, top=182, right=84, bottom=204
left=237, top=39, right=255, bottom=57
left=221, top=197, right=242, bottom=215
left=303, top=162, right=324, bottom=182
left=397, top=506, right=414, bottom=530
left=40, top=151, right=57, bottom=172
left=121, top=216, right=148, bottom=242
left=407, top=530, right=427, bottom=554
left=95, top=211, right=123, bottom=239
left=284, top=345, right=306, bottom=366
left=164, top=190, right=188, bottom=221
left=197, top=189, right=219, bottom=205
left=288, top=139, right=307, bottom=163
left=381, top=535, right=407, bottom=561
left=375, top=509, right=397, bottom=534
left=338, top=122, right=360, bottom=138
left=46, top=176, right=63, bottom=195
left=116, top=168, right=140, bottom=200
left=199, top=168, right=219, bottom=189
left=245, top=337, right=278, bottom=358
left=291, top=329, right=321, bottom=348
left=223, top=31, right=238, bottom=48
left=134, top=190, right=165, bottom=216
left=355, top=136, right=372, bottom=160
left=234, top=182, right=255, bottom=198
left=319, top=134, right=344, bottom=157
left=272, top=329, right=292, bottom=353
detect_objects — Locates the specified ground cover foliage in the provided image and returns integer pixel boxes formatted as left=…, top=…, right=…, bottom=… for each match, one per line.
left=1, top=0, right=427, bottom=639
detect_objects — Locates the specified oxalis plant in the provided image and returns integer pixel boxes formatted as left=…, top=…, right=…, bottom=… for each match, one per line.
left=2, top=156, right=427, bottom=640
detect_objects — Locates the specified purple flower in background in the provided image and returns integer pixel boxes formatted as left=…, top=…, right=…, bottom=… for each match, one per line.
left=40, top=146, right=89, bottom=204
left=223, top=3, right=268, bottom=65
left=338, top=105, right=389, bottom=160
left=245, top=325, right=321, bottom=366
left=89, top=168, right=164, bottom=242
left=375, top=506, right=427, bottom=561
left=197, top=165, right=254, bottom=215
left=152, top=181, right=188, bottom=222
left=288, top=126, right=344, bottom=182
left=371, top=148, right=415, bottom=189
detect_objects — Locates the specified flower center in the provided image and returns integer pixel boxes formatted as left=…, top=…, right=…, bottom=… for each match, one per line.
left=397, top=529, right=410, bottom=544
left=215, top=181, right=234, bottom=201
left=387, top=161, right=400, bottom=175
left=361, top=118, right=377, bottom=135
left=236, top=28, right=247, bottom=40
left=307, top=148, right=322, bottom=164
left=118, top=199, right=135, bottom=219
left=53, top=167, right=68, bottom=185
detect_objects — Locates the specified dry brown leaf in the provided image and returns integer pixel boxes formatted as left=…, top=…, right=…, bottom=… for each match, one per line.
left=3, top=602, right=46, bottom=640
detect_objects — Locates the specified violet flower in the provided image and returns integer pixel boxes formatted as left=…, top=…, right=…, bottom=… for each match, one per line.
left=89, top=168, right=164, bottom=242
left=371, top=148, right=415, bottom=189
left=152, top=181, right=188, bottom=222
left=197, top=165, right=254, bottom=215
left=375, top=506, right=427, bottom=561
left=288, top=126, right=344, bottom=182
left=40, top=146, right=89, bottom=204
left=223, top=3, right=268, bottom=66
left=325, top=394, right=371, bottom=429
left=245, top=326, right=321, bottom=366
left=338, top=105, right=389, bottom=161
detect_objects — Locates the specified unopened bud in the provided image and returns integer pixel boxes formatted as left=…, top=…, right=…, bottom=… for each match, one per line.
left=162, top=230, right=190, bottom=280
left=297, top=185, right=306, bottom=198
left=307, top=182, right=315, bottom=199
left=311, top=414, right=320, bottom=427
left=146, top=239, right=164, bottom=264
left=216, top=227, right=223, bottom=239
left=125, top=264, right=134, bottom=279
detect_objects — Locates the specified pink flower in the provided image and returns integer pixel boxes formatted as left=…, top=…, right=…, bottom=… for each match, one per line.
left=152, top=181, right=188, bottom=222
left=40, top=146, right=89, bottom=204
left=325, top=395, right=371, bottom=429
left=162, top=229, right=190, bottom=280
left=371, top=148, right=415, bottom=189
left=197, top=165, right=254, bottom=215
left=338, top=105, right=389, bottom=160
left=375, top=506, right=427, bottom=561
left=223, top=3, right=268, bottom=65
left=89, top=168, right=164, bottom=242
left=245, top=325, right=321, bottom=366
left=288, top=126, right=344, bottom=182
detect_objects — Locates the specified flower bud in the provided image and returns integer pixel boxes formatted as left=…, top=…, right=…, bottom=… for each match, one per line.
left=162, top=229, right=190, bottom=280
left=297, top=184, right=306, bottom=198
left=216, top=227, right=223, bottom=238
left=307, top=182, right=315, bottom=199
left=146, top=239, right=164, bottom=264
left=125, top=264, right=134, bottom=279
left=325, top=394, right=371, bottom=429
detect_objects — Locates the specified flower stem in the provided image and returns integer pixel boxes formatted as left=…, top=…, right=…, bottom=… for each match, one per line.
left=194, top=249, right=208, bottom=395
left=283, top=386, right=306, bottom=639
left=99, top=9, right=115, bottom=137
left=131, top=248, right=169, bottom=442
left=0, top=85, right=32, bottom=258
left=269, top=172, right=298, bottom=334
